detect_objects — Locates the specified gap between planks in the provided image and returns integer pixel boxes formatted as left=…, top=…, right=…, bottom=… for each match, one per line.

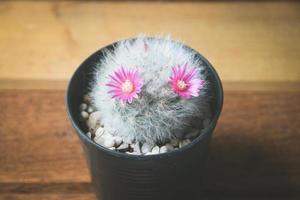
left=0, top=79, right=300, bottom=91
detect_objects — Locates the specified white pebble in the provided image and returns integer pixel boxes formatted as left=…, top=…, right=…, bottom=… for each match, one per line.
left=185, top=131, right=199, bottom=139
left=102, top=137, right=115, bottom=148
left=94, top=131, right=115, bottom=148
left=151, top=146, right=160, bottom=154
left=159, top=144, right=174, bottom=153
left=79, top=103, right=88, bottom=111
left=159, top=146, right=168, bottom=153
left=80, top=111, right=89, bottom=121
left=141, top=143, right=154, bottom=154
left=170, top=139, right=179, bottom=147
left=114, top=136, right=123, bottom=147
left=203, top=118, right=211, bottom=128
left=95, top=127, right=105, bottom=137
left=87, top=111, right=101, bottom=132
left=179, top=139, right=191, bottom=148
left=87, top=106, right=94, bottom=113
left=132, top=143, right=141, bottom=154
left=86, top=132, right=92, bottom=139
left=94, top=133, right=104, bottom=145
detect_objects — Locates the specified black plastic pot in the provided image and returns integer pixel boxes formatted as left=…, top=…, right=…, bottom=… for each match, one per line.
left=66, top=38, right=223, bottom=200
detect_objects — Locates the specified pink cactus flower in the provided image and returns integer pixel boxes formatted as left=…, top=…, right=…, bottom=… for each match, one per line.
left=106, top=66, right=143, bottom=103
left=169, top=64, right=205, bottom=99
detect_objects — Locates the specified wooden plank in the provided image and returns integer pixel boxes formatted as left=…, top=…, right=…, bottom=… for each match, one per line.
left=0, top=90, right=90, bottom=183
left=0, top=90, right=299, bottom=198
left=0, top=1, right=300, bottom=83
left=0, top=79, right=68, bottom=90
left=222, top=81, right=300, bottom=92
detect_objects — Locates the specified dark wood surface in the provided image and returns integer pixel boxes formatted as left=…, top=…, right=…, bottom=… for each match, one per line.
left=0, top=90, right=299, bottom=199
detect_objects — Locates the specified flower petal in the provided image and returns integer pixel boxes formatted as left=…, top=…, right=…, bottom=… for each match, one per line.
left=106, top=66, right=143, bottom=103
left=169, top=64, right=204, bottom=99
left=183, top=67, right=197, bottom=82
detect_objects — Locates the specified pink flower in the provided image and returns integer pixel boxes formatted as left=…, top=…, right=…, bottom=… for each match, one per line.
left=169, top=64, right=205, bottom=99
left=106, top=66, right=143, bottom=103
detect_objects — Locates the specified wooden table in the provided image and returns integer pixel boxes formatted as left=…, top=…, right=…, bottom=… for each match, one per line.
left=0, top=0, right=300, bottom=199
left=0, top=90, right=299, bottom=199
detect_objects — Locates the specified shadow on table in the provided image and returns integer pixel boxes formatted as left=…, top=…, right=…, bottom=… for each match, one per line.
left=202, top=128, right=299, bottom=199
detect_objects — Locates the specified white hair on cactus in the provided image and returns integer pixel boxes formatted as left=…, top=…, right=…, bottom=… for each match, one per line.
left=90, top=36, right=210, bottom=144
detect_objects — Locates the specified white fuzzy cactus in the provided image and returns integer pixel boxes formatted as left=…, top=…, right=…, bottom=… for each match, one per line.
left=90, top=36, right=210, bottom=144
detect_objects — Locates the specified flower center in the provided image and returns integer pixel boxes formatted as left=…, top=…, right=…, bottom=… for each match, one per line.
left=121, top=80, right=134, bottom=93
left=177, top=80, right=187, bottom=90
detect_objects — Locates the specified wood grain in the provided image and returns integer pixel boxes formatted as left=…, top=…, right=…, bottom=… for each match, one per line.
left=0, top=90, right=90, bottom=183
left=0, top=1, right=299, bottom=85
left=0, top=90, right=299, bottom=199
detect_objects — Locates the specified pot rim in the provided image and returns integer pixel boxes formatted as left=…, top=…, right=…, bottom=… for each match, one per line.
left=65, top=37, right=224, bottom=160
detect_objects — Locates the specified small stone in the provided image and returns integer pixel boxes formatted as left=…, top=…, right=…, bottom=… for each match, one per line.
left=83, top=94, right=92, bottom=104
left=102, top=137, right=115, bottom=148
left=151, top=146, right=160, bottom=154
left=170, top=138, right=179, bottom=147
left=132, top=143, right=141, bottom=154
left=159, top=146, right=167, bottom=153
left=184, top=131, right=199, bottom=139
left=80, top=111, right=89, bottom=121
left=94, top=133, right=104, bottom=144
left=114, top=136, right=123, bottom=147
left=86, top=132, right=92, bottom=139
left=141, top=143, right=154, bottom=154
left=94, top=131, right=115, bottom=148
left=203, top=118, right=211, bottom=128
left=95, top=127, right=105, bottom=137
left=159, top=144, right=174, bottom=153
left=79, top=103, right=88, bottom=111
left=94, top=135, right=103, bottom=145
left=87, top=106, right=94, bottom=113
left=179, top=139, right=191, bottom=148
left=87, top=111, right=101, bottom=132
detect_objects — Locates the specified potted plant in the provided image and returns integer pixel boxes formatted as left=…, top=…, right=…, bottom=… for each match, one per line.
left=66, top=36, right=223, bottom=200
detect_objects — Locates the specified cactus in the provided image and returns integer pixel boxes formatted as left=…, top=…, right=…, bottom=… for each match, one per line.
left=90, top=36, right=210, bottom=144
